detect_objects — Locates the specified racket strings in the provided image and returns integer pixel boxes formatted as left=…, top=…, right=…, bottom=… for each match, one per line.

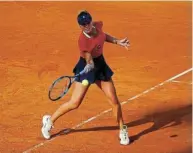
left=49, top=77, right=71, bottom=100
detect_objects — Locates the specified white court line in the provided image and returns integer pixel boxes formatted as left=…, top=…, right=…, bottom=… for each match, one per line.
left=171, top=80, right=192, bottom=85
left=23, top=67, right=193, bottom=153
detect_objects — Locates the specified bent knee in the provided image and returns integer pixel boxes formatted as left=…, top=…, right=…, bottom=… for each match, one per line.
left=68, top=100, right=82, bottom=110
left=110, top=102, right=121, bottom=109
left=108, top=96, right=119, bottom=105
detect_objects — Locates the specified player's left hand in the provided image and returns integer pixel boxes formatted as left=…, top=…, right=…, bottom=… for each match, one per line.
left=116, top=38, right=130, bottom=50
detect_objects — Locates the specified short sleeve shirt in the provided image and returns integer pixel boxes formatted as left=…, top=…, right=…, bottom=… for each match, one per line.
left=78, top=21, right=106, bottom=58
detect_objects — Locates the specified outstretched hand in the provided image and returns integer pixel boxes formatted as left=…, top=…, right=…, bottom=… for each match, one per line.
left=116, top=38, right=130, bottom=50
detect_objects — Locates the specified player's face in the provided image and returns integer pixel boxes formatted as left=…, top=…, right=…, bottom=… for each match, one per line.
left=80, top=22, right=93, bottom=33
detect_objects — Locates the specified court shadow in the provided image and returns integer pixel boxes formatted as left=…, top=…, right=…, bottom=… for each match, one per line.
left=51, top=104, right=192, bottom=143
left=129, top=104, right=192, bottom=142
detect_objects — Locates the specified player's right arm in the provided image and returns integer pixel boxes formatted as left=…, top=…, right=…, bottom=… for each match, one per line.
left=78, top=35, right=95, bottom=73
left=82, top=51, right=94, bottom=73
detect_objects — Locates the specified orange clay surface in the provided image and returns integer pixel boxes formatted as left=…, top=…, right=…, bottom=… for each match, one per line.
left=0, top=2, right=192, bottom=153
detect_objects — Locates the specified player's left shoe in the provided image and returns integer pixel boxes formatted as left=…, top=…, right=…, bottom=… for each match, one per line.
left=119, top=125, right=130, bottom=145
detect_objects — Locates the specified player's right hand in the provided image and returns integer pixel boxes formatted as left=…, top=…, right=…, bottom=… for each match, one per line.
left=83, top=63, right=94, bottom=73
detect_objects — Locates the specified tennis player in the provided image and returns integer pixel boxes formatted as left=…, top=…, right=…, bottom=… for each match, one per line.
left=42, top=10, right=130, bottom=145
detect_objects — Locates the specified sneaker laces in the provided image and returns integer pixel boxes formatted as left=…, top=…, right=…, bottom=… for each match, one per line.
left=121, top=125, right=128, bottom=140
left=123, top=131, right=128, bottom=140
left=46, top=117, right=54, bottom=130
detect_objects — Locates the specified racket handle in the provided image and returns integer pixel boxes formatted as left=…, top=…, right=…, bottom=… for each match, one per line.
left=74, top=69, right=86, bottom=78
left=79, top=69, right=86, bottom=75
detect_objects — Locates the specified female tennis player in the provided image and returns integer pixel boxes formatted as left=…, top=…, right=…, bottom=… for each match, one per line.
left=42, top=10, right=130, bottom=145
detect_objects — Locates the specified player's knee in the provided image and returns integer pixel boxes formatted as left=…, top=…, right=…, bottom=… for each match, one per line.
left=69, top=100, right=81, bottom=110
left=111, top=102, right=121, bottom=109
left=108, top=96, right=119, bottom=106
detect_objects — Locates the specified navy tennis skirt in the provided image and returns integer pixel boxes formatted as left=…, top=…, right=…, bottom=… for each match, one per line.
left=73, top=55, right=114, bottom=84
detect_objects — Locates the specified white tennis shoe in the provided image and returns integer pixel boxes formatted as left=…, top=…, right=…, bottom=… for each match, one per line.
left=119, top=125, right=130, bottom=145
left=41, top=115, right=53, bottom=139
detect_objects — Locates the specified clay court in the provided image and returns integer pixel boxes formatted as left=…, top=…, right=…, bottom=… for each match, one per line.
left=0, top=1, right=192, bottom=153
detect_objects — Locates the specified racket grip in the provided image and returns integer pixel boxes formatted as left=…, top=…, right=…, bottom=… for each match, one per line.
left=79, top=69, right=86, bottom=75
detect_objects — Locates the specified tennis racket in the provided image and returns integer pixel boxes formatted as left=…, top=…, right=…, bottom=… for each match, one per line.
left=48, top=70, right=86, bottom=101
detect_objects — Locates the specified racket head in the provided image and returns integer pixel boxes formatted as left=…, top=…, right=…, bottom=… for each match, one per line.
left=48, top=76, right=72, bottom=101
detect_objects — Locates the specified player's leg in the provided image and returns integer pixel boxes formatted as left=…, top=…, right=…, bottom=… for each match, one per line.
left=51, top=82, right=89, bottom=122
left=41, top=82, right=89, bottom=139
left=95, top=79, right=124, bottom=127
left=95, top=79, right=130, bottom=145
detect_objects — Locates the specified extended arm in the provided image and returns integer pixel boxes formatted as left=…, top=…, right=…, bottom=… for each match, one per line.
left=105, top=33, right=130, bottom=50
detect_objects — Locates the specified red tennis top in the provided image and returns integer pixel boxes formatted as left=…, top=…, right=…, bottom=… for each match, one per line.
left=78, top=21, right=106, bottom=58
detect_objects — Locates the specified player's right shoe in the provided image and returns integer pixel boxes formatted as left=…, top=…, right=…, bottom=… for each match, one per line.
left=41, top=115, right=53, bottom=139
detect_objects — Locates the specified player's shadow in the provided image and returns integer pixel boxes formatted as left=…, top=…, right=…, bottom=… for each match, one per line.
left=51, top=104, right=192, bottom=143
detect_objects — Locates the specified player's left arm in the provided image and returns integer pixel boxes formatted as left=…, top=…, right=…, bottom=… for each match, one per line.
left=105, top=33, right=130, bottom=50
